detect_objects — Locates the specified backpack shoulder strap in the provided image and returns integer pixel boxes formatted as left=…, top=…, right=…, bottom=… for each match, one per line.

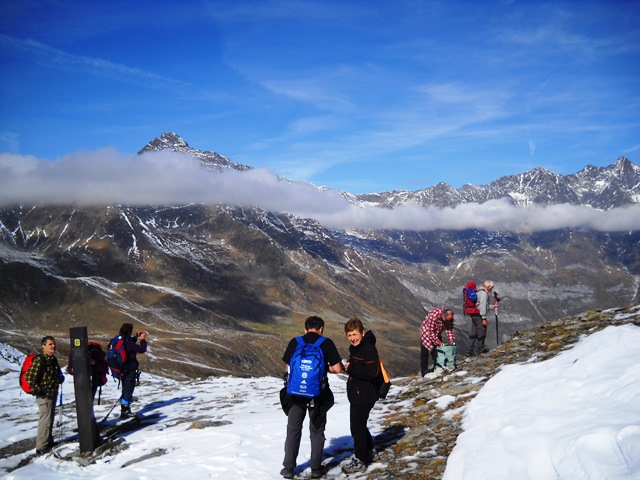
left=313, top=336, right=327, bottom=347
left=32, top=353, right=45, bottom=380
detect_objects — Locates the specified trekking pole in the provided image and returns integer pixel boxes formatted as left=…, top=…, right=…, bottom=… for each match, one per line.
left=493, top=291, right=501, bottom=345
left=100, top=399, right=120, bottom=424
left=57, top=392, right=64, bottom=441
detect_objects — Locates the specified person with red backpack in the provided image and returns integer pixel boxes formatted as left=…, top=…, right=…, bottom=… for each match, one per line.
left=465, top=280, right=495, bottom=356
left=67, top=341, right=108, bottom=403
left=24, top=336, right=65, bottom=455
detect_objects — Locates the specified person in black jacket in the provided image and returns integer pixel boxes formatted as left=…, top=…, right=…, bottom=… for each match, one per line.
left=341, top=317, right=380, bottom=474
left=117, top=323, right=148, bottom=418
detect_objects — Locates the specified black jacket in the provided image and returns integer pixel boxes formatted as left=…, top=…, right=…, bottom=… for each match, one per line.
left=346, top=330, right=380, bottom=405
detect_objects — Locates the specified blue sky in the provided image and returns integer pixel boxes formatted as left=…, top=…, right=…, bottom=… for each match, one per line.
left=1, top=0, right=639, bottom=194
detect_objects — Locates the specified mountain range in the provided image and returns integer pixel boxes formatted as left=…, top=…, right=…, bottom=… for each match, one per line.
left=1, top=132, right=638, bottom=378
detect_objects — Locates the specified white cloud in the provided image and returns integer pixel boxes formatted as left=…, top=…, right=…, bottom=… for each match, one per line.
left=1, top=150, right=638, bottom=233
left=314, top=199, right=640, bottom=233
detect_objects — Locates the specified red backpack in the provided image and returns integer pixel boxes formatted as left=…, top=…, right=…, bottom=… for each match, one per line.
left=19, top=353, right=41, bottom=394
left=88, top=341, right=108, bottom=386
left=463, top=280, right=480, bottom=315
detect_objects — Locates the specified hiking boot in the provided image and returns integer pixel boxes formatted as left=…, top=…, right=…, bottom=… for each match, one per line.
left=341, top=456, right=367, bottom=474
left=366, top=449, right=380, bottom=463
left=120, top=405, right=135, bottom=418
left=423, top=367, right=444, bottom=380
left=310, top=466, right=327, bottom=478
left=279, top=467, right=294, bottom=479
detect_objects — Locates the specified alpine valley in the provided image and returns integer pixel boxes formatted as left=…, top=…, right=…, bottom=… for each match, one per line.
left=1, top=133, right=639, bottom=379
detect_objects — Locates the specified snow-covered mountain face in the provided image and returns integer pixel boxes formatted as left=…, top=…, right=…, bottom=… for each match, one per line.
left=1, top=133, right=638, bottom=380
left=138, top=132, right=252, bottom=172
left=349, top=158, right=640, bottom=209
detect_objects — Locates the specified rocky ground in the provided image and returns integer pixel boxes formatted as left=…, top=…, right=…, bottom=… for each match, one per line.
left=364, top=304, right=640, bottom=480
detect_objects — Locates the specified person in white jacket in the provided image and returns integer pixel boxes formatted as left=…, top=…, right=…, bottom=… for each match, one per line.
left=474, top=280, right=496, bottom=355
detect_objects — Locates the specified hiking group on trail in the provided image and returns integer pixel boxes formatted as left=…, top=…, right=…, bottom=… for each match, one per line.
left=17, top=279, right=498, bottom=477
left=418, top=279, right=498, bottom=381
left=279, top=279, right=500, bottom=477
left=19, top=323, right=149, bottom=459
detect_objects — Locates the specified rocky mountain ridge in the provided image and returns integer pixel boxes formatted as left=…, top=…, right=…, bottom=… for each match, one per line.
left=138, top=132, right=252, bottom=172
left=0, top=133, right=638, bottom=380
left=349, top=156, right=640, bottom=209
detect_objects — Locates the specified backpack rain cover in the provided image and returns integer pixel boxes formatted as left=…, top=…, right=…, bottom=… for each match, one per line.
left=19, top=353, right=39, bottom=394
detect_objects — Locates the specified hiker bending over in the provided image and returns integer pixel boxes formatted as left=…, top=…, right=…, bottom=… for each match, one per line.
left=420, top=308, right=455, bottom=376
left=26, top=336, right=64, bottom=455
left=342, top=318, right=381, bottom=475
left=280, top=316, right=342, bottom=479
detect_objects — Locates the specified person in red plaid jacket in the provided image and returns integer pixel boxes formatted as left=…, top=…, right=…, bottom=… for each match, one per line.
left=420, top=308, right=455, bottom=376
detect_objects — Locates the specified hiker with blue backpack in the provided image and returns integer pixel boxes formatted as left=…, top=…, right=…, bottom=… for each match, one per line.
left=341, top=317, right=382, bottom=475
left=464, top=280, right=496, bottom=356
left=107, top=323, right=148, bottom=418
left=280, top=316, right=343, bottom=479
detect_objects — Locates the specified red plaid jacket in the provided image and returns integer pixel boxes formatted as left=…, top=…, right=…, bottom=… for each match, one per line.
left=420, top=307, right=456, bottom=350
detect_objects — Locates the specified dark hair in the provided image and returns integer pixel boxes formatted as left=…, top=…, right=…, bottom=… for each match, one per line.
left=344, top=317, right=364, bottom=334
left=304, top=315, right=325, bottom=331
left=41, top=336, right=55, bottom=345
left=119, top=323, right=134, bottom=336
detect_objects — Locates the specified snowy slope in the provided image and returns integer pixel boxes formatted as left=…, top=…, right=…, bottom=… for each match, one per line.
left=2, top=316, right=640, bottom=479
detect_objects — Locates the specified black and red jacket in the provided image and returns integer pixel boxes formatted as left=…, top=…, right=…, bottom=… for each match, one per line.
left=346, top=330, right=380, bottom=405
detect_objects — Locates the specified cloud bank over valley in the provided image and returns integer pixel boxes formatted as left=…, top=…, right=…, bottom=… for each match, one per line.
left=1, top=150, right=638, bottom=233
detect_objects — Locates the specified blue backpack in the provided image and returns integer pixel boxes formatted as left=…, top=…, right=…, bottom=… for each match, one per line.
left=463, top=285, right=479, bottom=315
left=106, top=335, right=129, bottom=380
left=287, top=336, right=327, bottom=398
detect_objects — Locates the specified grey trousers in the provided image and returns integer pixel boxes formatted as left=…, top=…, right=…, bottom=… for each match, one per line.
left=283, top=400, right=327, bottom=471
left=469, top=314, right=487, bottom=356
left=35, top=396, right=56, bottom=451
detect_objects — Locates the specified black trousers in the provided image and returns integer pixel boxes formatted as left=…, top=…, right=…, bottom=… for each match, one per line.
left=350, top=402, right=375, bottom=463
